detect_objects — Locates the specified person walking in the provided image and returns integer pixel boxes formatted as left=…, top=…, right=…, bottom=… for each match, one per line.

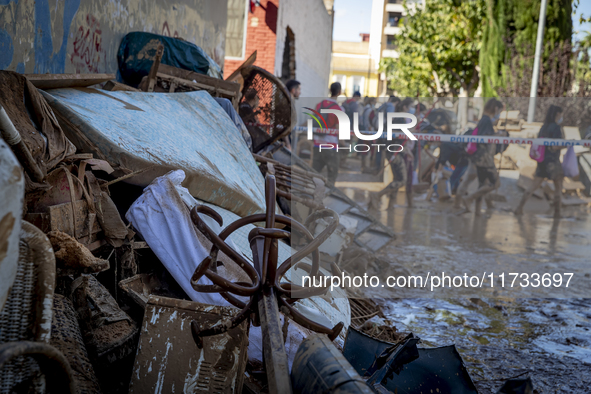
left=370, top=97, right=414, bottom=210
left=369, top=96, right=400, bottom=173
left=459, top=98, right=504, bottom=215
left=360, top=97, right=377, bottom=171
left=312, top=82, right=344, bottom=187
left=514, top=105, right=566, bottom=218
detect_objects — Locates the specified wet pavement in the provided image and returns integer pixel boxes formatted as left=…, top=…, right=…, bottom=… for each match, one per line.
left=335, top=161, right=591, bottom=393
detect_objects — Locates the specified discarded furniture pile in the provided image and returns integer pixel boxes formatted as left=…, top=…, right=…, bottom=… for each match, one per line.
left=0, top=32, right=537, bottom=394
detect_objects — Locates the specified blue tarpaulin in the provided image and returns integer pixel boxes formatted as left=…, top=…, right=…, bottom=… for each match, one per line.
left=117, top=32, right=223, bottom=87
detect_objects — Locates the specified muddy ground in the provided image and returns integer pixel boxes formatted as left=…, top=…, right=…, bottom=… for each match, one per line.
left=335, top=159, right=591, bottom=393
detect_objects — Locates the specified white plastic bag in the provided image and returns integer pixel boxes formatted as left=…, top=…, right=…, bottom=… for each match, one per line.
left=562, top=146, right=579, bottom=178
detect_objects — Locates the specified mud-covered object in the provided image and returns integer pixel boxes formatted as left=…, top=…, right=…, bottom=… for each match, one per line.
left=70, top=275, right=136, bottom=359
left=129, top=296, right=248, bottom=394
left=0, top=221, right=56, bottom=393
left=240, top=66, right=295, bottom=151
left=0, top=71, right=76, bottom=180
left=50, top=294, right=101, bottom=394
left=117, top=32, right=222, bottom=87
left=48, top=231, right=109, bottom=273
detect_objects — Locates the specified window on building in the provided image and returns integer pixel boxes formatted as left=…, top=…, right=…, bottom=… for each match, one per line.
left=386, top=35, right=397, bottom=49
left=388, top=12, right=402, bottom=27
left=226, top=0, right=248, bottom=58
left=388, top=0, right=403, bottom=4
left=333, top=74, right=347, bottom=91
left=352, top=76, right=365, bottom=96
left=281, top=27, right=296, bottom=81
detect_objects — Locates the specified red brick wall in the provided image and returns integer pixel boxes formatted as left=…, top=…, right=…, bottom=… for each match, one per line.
left=224, top=0, right=279, bottom=78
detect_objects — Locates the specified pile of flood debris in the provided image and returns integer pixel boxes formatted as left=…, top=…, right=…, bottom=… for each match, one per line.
left=0, top=34, right=536, bottom=394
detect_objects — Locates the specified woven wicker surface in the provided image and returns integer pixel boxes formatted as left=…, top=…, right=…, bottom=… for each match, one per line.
left=50, top=294, right=101, bottom=394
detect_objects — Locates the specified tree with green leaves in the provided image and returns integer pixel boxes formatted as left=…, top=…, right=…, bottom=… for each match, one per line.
left=480, top=0, right=573, bottom=97
left=380, top=0, right=486, bottom=97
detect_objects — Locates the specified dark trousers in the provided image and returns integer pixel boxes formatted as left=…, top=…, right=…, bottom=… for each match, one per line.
left=312, top=149, right=340, bottom=186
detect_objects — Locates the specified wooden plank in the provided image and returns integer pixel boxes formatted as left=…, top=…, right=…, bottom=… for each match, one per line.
left=103, top=80, right=140, bottom=92
left=499, top=110, right=520, bottom=120
left=25, top=73, right=115, bottom=89
left=156, top=73, right=238, bottom=97
left=132, top=241, right=149, bottom=249
left=48, top=200, right=101, bottom=238
left=147, top=45, right=164, bottom=92
left=563, top=126, right=581, bottom=140
left=225, top=50, right=257, bottom=82
left=158, top=64, right=240, bottom=96
left=563, top=180, right=585, bottom=192
left=562, top=196, right=591, bottom=206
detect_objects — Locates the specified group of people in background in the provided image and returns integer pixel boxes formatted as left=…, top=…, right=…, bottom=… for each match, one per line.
left=308, top=85, right=569, bottom=218
left=239, top=80, right=569, bottom=219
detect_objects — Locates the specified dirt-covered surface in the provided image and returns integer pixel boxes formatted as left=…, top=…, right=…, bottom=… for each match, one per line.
left=335, top=162, right=591, bottom=393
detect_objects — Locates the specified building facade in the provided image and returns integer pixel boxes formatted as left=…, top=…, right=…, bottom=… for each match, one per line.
left=329, top=38, right=380, bottom=97
left=368, top=0, right=420, bottom=96
left=224, top=0, right=333, bottom=98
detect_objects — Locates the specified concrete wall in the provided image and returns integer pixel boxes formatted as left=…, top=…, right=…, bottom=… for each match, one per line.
left=274, top=0, right=332, bottom=98
left=0, top=0, right=227, bottom=74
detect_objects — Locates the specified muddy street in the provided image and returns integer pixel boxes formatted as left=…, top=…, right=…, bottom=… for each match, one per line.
left=337, top=164, right=591, bottom=393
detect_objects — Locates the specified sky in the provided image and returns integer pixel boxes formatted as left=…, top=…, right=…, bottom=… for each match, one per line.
left=332, top=0, right=373, bottom=42
left=574, top=0, right=591, bottom=42
left=332, top=0, right=591, bottom=43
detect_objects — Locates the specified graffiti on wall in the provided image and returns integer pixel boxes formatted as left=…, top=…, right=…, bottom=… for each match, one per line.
left=0, top=0, right=227, bottom=74
left=161, top=21, right=179, bottom=39
left=71, top=14, right=104, bottom=73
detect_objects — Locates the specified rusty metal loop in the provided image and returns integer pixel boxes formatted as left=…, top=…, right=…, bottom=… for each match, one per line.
left=191, top=297, right=254, bottom=348
left=189, top=174, right=344, bottom=351
left=248, top=228, right=291, bottom=242
left=190, top=206, right=261, bottom=296
left=216, top=213, right=322, bottom=279
left=275, top=209, right=339, bottom=294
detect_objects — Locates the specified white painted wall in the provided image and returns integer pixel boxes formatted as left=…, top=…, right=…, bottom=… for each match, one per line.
left=369, top=0, right=385, bottom=63
left=274, top=0, right=333, bottom=98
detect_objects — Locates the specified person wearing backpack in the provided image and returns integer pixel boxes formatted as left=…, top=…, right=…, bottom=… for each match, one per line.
left=368, top=96, right=400, bottom=173
left=360, top=96, right=377, bottom=170
left=341, top=91, right=362, bottom=168
left=458, top=98, right=504, bottom=215
left=515, top=105, right=566, bottom=218
left=312, top=82, right=344, bottom=187
left=369, top=98, right=414, bottom=210
left=343, top=91, right=362, bottom=122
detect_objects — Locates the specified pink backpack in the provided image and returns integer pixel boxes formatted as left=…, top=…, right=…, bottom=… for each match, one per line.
left=465, top=127, right=479, bottom=155
left=529, top=144, right=545, bottom=162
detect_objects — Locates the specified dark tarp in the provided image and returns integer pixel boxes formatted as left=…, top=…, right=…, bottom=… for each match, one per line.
left=117, top=32, right=222, bottom=87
